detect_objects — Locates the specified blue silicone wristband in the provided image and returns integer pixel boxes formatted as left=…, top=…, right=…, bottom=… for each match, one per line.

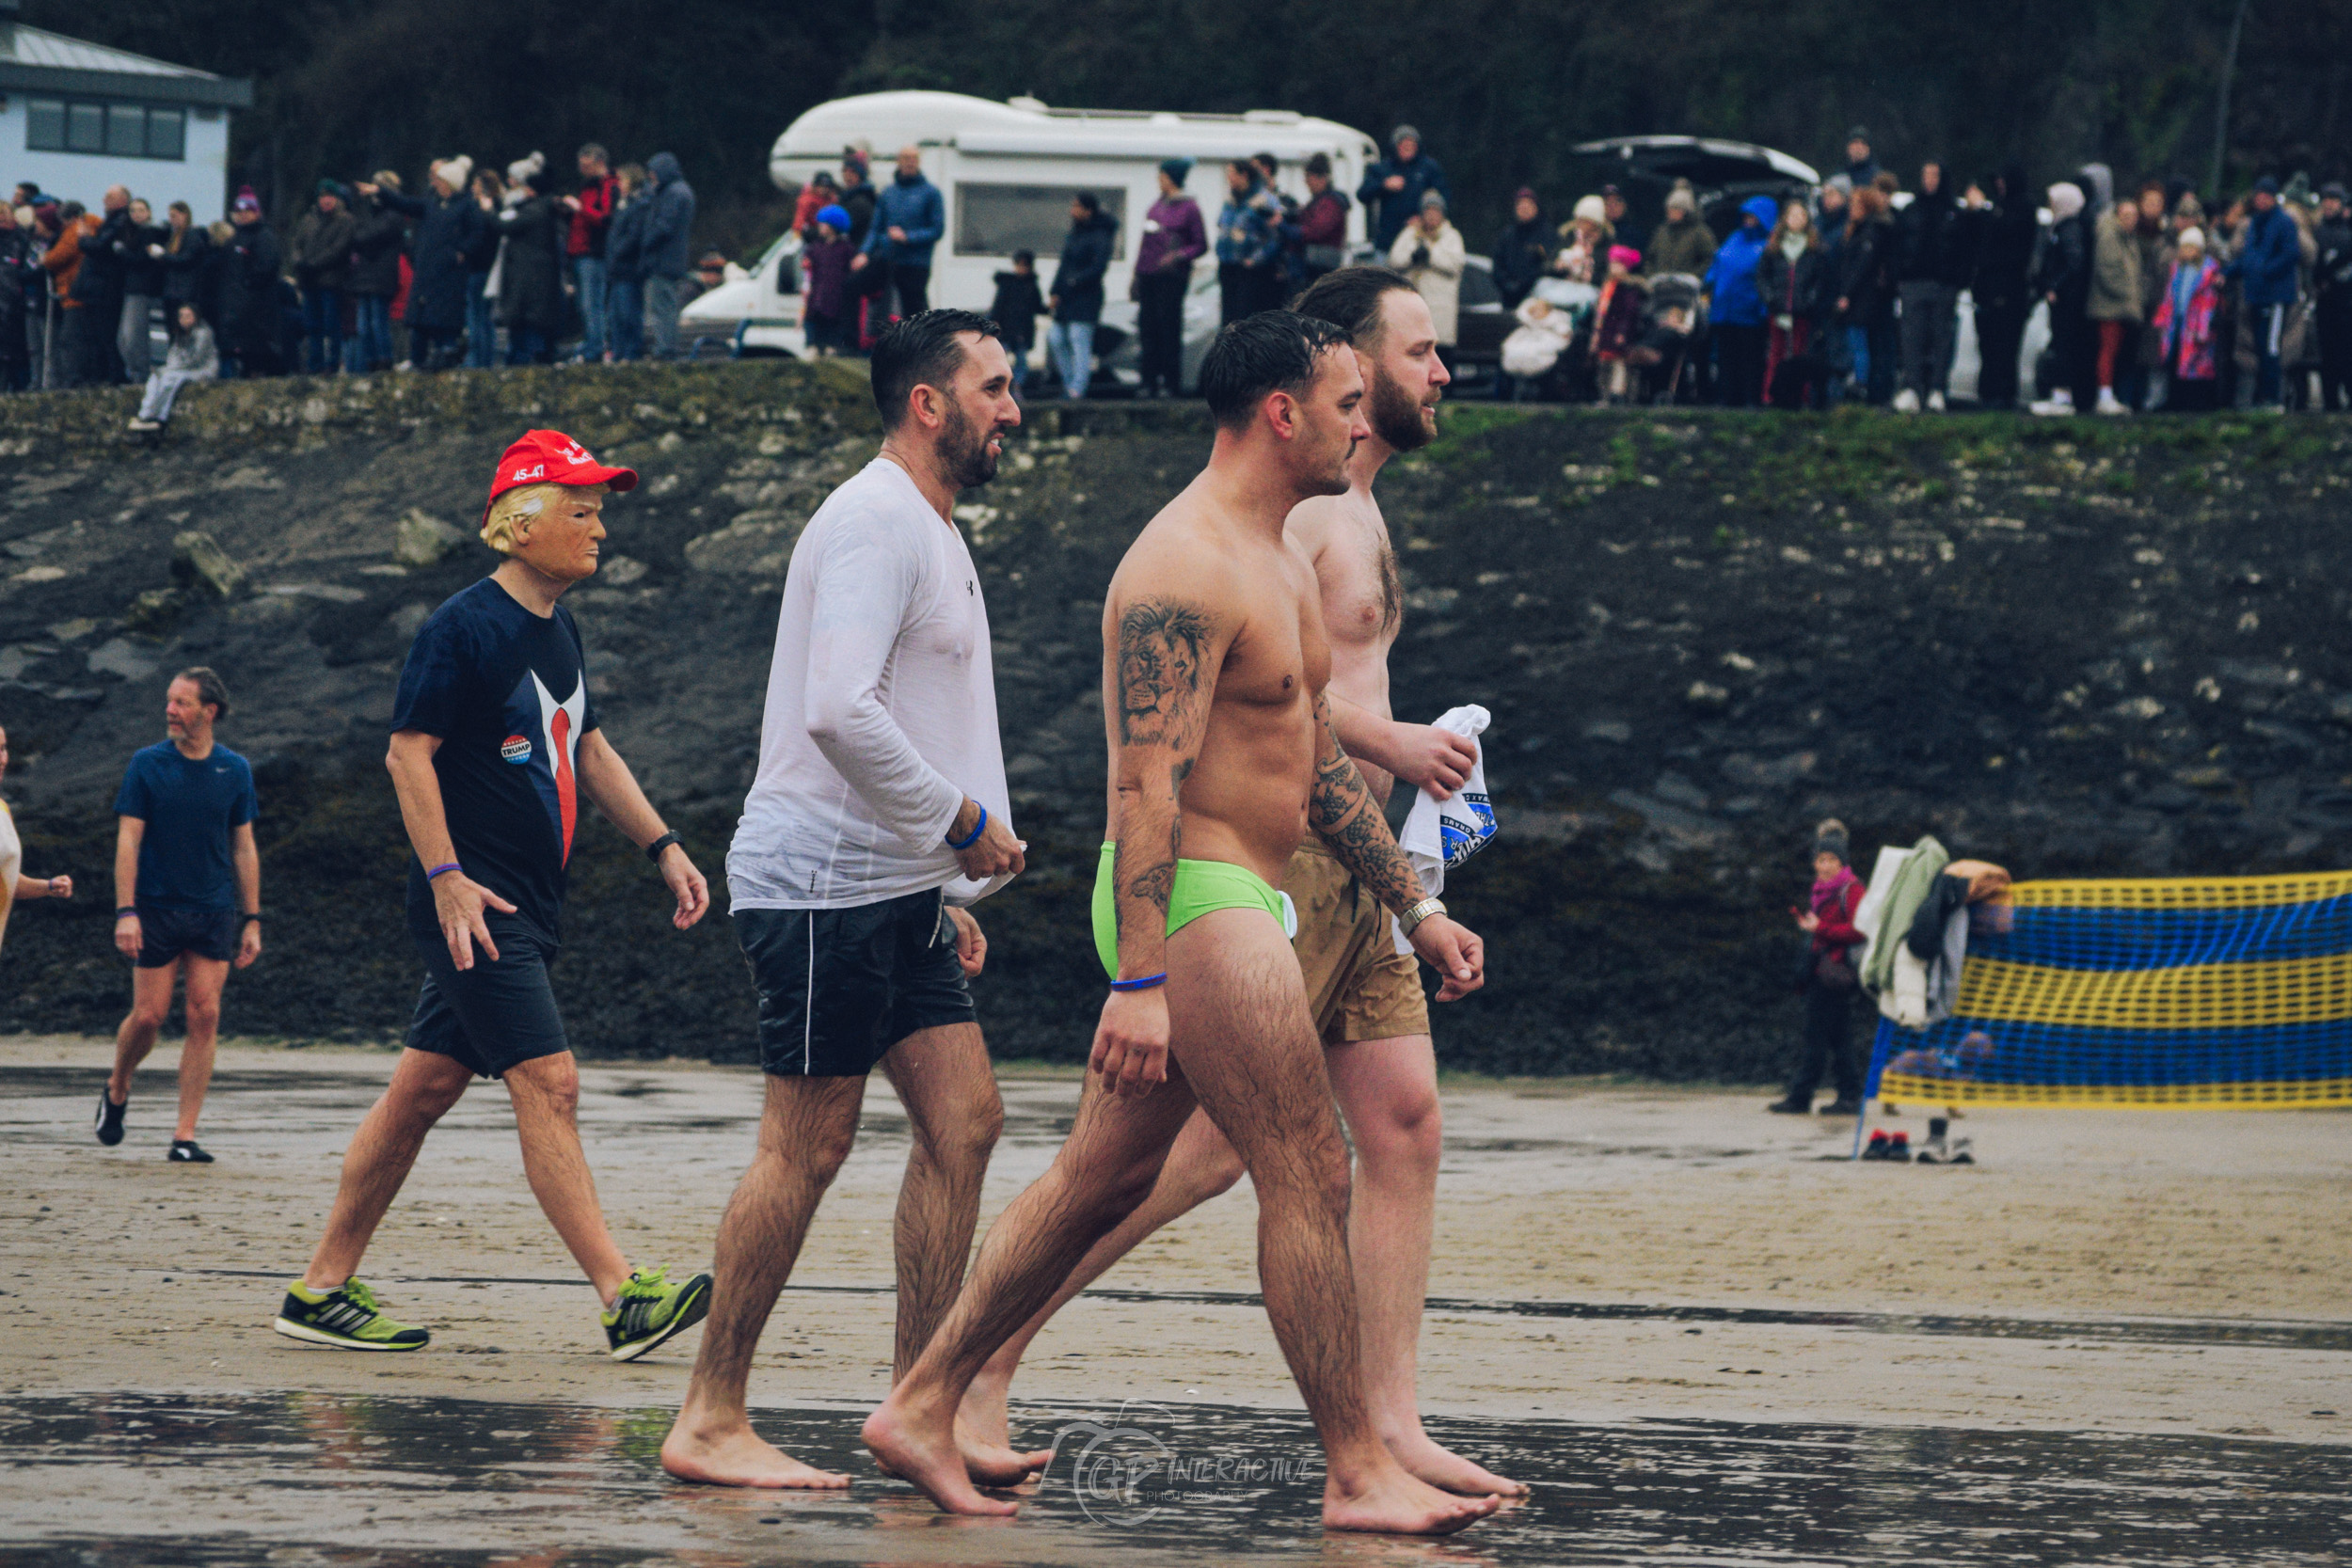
left=946, top=802, right=988, bottom=851
left=1109, top=973, right=1168, bottom=992
left=424, top=862, right=462, bottom=880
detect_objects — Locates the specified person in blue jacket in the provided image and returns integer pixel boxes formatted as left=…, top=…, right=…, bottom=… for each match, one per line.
left=1357, top=125, right=1451, bottom=253
left=2228, top=176, right=2303, bottom=409
left=852, top=145, right=946, bottom=321
left=1047, top=192, right=1117, bottom=398
left=1708, top=196, right=1779, bottom=405
left=640, top=153, right=697, bottom=359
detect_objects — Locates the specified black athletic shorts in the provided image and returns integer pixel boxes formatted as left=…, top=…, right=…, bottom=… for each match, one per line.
left=135, top=905, right=238, bottom=968
left=405, top=911, right=570, bottom=1079
left=736, top=888, right=976, bottom=1079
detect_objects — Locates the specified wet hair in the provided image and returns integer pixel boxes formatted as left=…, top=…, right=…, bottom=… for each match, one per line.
left=1291, top=265, right=1421, bottom=346
left=173, top=666, right=230, bottom=721
left=870, top=309, right=1002, bottom=429
left=1197, top=310, right=1350, bottom=430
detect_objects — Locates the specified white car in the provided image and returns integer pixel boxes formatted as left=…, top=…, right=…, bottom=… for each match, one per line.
left=678, top=240, right=807, bottom=358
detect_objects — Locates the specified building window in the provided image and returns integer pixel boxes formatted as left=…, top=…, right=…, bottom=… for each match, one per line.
left=955, top=184, right=1126, bottom=260
left=24, top=97, right=190, bottom=161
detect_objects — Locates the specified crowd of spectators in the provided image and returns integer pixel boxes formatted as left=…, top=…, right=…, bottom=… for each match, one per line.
left=1479, top=126, right=2352, bottom=414
left=10, top=117, right=2349, bottom=417
left=3, top=145, right=705, bottom=423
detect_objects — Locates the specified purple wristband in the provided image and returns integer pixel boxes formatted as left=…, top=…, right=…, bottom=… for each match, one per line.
left=424, top=862, right=462, bottom=880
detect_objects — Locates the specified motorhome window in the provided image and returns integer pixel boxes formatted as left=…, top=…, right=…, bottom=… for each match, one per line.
left=956, top=184, right=1125, bottom=259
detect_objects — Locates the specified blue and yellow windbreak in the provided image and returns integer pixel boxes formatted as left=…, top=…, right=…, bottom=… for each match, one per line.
left=1867, top=873, right=2352, bottom=1108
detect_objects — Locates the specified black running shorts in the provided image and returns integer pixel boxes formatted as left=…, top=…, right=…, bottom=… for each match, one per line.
left=405, top=912, right=571, bottom=1079
left=134, top=905, right=238, bottom=968
left=736, top=888, right=977, bottom=1079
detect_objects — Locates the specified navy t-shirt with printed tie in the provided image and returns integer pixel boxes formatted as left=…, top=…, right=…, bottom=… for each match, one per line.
left=390, top=578, right=600, bottom=942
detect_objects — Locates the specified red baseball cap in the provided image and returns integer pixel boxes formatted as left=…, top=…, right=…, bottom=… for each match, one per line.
left=483, top=429, right=638, bottom=522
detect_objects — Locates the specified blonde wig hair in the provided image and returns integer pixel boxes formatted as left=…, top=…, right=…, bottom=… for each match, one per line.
left=481, top=482, right=603, bottom=555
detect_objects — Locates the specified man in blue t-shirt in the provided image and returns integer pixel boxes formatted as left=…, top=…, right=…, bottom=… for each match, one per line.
left=98, top=667, right=260, bottom=1165
left=274, top=428, right=719, bottom=1363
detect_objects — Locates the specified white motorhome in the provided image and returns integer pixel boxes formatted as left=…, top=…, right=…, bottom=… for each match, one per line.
left=685, top=89, right=1377, bottom=388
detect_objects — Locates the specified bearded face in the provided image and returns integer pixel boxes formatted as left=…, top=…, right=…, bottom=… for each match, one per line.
left=938, top=394, right=1000, bottom=490
left=1365, top=353, right=1438, bottom=452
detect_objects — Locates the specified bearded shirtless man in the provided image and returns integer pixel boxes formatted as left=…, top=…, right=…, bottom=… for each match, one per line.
left=956, top=268, right=1518, bottom=1497
left=862, top=312, right=1497, bottom=1535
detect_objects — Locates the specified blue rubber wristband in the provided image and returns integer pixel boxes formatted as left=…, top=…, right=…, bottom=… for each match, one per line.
left=946, top=802, right=987, bottom=851
left=424, top=862, right=462, bottom=880
left=1109, top=973, right=1168, bottom=992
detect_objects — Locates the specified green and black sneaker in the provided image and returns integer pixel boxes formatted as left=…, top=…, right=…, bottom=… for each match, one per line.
left=602, top=1265, right=712, bottom=1362
left=273, top=1278, right=430, bottom=1352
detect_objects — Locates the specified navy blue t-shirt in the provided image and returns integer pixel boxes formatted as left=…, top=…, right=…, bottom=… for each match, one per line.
left=112, top=742, right=258, bottom=911
left=390, top=578, right=601, bottom=942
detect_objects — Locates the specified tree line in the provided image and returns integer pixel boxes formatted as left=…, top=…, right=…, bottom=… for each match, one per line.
left=27, top=0, right=2351, bottom=255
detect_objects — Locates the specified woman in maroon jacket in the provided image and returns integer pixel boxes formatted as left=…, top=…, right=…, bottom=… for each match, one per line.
left=1295, top=152, right=1350, bottom=293
left=1133, top=159, right=1206, bottom=397
left=1771, top=819, right=1868, bottom=1116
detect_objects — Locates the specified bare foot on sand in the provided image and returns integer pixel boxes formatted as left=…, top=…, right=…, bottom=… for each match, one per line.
left=958, top=1417, right=1053, bottom=1486
left=660, top=1422, right=851, bottom=1489
left=958, top=1365, right=1014, bottom=1453
left=869, top=1417, right=1050, bottom=1488
left=1324, top=1467, right=1502, bottom=1535
left=862, top=1399, right=1020, bottom=1516
left=1386, top=1429, right=1526, bottom=1497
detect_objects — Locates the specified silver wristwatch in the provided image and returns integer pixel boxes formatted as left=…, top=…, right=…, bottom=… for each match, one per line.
left=1398, top=896, right=1446, bottom=938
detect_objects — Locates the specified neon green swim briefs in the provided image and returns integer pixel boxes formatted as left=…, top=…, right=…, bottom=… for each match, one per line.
left=1091, top=843, right=1292, bottom=980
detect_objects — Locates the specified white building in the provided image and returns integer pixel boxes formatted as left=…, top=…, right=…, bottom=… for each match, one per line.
left=0, top=0, right=250, bottom=221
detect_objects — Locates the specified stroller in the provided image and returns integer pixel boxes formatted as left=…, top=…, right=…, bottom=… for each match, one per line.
left=1499, top=278, right=1597, bottom=402
left=1626, top=273, right=1705, bottom=404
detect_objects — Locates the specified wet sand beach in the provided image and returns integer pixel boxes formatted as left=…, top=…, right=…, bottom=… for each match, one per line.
left=2, top=1036, right=2347, bottom=1562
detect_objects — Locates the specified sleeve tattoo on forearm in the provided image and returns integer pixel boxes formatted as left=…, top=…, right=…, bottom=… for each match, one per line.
left=1114, top=600, right=1212, bottom=921
left=1308, top=701, right=1426, bottom=914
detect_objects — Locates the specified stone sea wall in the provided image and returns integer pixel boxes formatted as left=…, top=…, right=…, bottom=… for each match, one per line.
left=4, top=364, right=2348, bottom=1075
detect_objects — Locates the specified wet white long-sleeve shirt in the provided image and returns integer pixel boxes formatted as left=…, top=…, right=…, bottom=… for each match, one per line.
left=726, top=458, right=1011, bottom=911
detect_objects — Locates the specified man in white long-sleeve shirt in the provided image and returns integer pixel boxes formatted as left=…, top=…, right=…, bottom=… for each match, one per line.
left=661, top=310, right=1031, bottom=1490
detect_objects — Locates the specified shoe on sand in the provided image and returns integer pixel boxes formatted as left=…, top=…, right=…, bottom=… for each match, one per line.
left=1818, top=1099, right=1862, bottom=1117
left=603, top=1265, right=712, bottom=1362
left=1765, top=1095, right=1812, bottom=1115
left=168, top=1139, right=214, bottom=1163
left=275, top=1278, right=430, bottom=1352
left=94, top=1089, right=126, bottom=1146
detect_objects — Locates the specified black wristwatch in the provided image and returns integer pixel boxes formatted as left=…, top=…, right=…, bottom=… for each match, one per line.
left=644, top=830, right=683, bottom=864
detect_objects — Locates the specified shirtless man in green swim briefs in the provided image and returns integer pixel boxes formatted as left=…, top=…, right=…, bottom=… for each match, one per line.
left=958, top=266, right=1519, bottom=1497
left=862, top=311, right=1497, bottom=1536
